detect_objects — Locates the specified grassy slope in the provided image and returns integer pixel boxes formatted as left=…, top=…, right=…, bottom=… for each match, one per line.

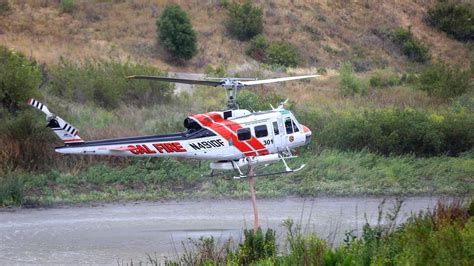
left=8, top=150, right=471, bottom=206
left=0, top=0, right=472, bottom=71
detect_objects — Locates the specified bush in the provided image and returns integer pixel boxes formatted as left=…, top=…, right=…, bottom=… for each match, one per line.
left=0, top=109, right=57, bottom=172
left=204, top=64, right=226, bottom=77
left=0, top=174, right=24, bottom=206
left=224, top=0, right=263, bottom=41
left=0, top=0, right=10, bottom=15
left=0, top=46, right=42, bottom=113
left=245, top=36, right=300, bottom=67
left=245, top=35, right=269, bottom=62
left=391, top=27, right=430, bottom=63
left=59, top=0, right=74, bottom=14
left=163, top=200, right=473, bottom=265
left=233, top=228, right=276, bottom=264
left=236, top=90, right=286, bottom=111
left=369, top=69, right=400, bottom=88
left=282, top=218, right=329, bottom=265
left=311, top=108, right=474, bottom=156
left=418, top=62, right=472, bottom=98
left=48, top=58, right=173, bottom=108
left=426, top=1, right=474, bottom=42
left=157, top=5, right=197, bottom=61
left=265, top=41, right=300, bottom=68
left=338, top=62, right=368, bottom=95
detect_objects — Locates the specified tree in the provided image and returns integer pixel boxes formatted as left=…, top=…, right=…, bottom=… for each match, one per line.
left=225, top=0, right=263, bottom=41
left=265, top=41, right=300, bottom=68
left=426, top=1, right=474, bottom=42
left=157, top=5, right=197, bottom=61
left=0, top=47, right=41, bottom=113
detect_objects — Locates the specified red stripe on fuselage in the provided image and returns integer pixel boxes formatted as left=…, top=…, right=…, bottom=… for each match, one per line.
left=195, top=112, right=269, bottom=156
left=208, top=113, right=269, bottom=156
left=192, top=114, right=256, bottom=157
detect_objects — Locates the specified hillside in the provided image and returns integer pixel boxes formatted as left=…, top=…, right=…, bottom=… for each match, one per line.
left=0, top=0, right=473, bottom=206
left=0, top=0, right=472, bottom=72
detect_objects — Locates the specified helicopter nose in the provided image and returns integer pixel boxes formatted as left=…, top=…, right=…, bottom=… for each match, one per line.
left=301, top=124, right=312, bottom=145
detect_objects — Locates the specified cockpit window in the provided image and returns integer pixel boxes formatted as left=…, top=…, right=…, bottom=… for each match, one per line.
left=285, top=118, right=293, bottom=134
left=292, top=120, right=300, bottom=132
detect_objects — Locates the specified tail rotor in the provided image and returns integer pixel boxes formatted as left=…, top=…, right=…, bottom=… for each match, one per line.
left=28, top=98, right=84, bottom=145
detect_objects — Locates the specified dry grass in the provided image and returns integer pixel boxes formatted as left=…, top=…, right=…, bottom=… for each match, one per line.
left=0, top=0, right=471, bottom=72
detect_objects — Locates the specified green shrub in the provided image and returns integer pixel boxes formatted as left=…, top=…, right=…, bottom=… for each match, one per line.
left=338, top=62, right=368, bottom=95
left=233, top=228, right=276, bottom=264
left=224, top=0, right=263, bottom=41
left=265, top=41, right=300, bottom=68
left=402, top=40, right=430, bottom=63
left=245, top=36, right=300, bottom=67
left=0, top=0, right=10, bottom=15
left=418, top=62, right=472, bottom=98
left=426, top=1, right=474, bottom=42
left=204, top=64, right=226, bottom=77
left=245, top=34, right=269, bottom=62
left=0, top=46, right=42, bottom=113
left=391, top=26, right=413, bottom=44
left=48, top=58, right=173, bottom=108
left=282, top=218, right=330, bottom=265
left=157, top=5, right=197, bottom=60
left=59, top=0, right=74, bottom=14
left=0, top=109, right=57, bottom=172
left=369, top=68, right=400, bottom=88
left=0, top=174, right=24, bottom=206
left=237, top=90, right=286, bottom=111
left=371, top=200, right=473, bottom=265
left=311, top=108, right=474, bottom=156
left=391, top=27, right=430, bottom=63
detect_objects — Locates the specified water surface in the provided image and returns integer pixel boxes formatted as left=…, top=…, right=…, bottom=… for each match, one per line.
left=0, top=197, right=439, bottom=264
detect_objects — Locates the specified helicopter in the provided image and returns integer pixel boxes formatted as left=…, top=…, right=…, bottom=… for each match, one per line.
left=28, top=74, right=317, bottom=178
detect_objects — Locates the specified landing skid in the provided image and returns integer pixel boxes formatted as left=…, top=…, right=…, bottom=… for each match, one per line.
left=233, top=163, right=305, bottom=179
left=233, top=151, right=305, bottom=179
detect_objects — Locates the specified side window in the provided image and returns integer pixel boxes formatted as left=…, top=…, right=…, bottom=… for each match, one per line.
left=272, top=121, right=279, bottom=135
left=285, top=118, right=293, bottom=134
left=255, top=125, right=268, bottom=138
left=237, top=128, right=251, bottom=141
left=292, top=119, right=300, bottom=132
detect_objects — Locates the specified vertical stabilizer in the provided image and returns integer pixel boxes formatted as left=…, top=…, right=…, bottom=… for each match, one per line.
left=28, top=98, right=84, bottom=145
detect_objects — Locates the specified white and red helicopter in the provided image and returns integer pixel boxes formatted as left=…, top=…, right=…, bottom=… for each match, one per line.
left=28, top=74, right=317, bottom=178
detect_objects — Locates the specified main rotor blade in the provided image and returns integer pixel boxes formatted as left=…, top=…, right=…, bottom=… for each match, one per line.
left=127, top=75, right=223, bottom=87
left=239, top=75, right=319, bottom=86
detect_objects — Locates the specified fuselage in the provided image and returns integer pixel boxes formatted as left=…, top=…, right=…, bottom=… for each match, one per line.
left=56, top=108, right=312, bottom=160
